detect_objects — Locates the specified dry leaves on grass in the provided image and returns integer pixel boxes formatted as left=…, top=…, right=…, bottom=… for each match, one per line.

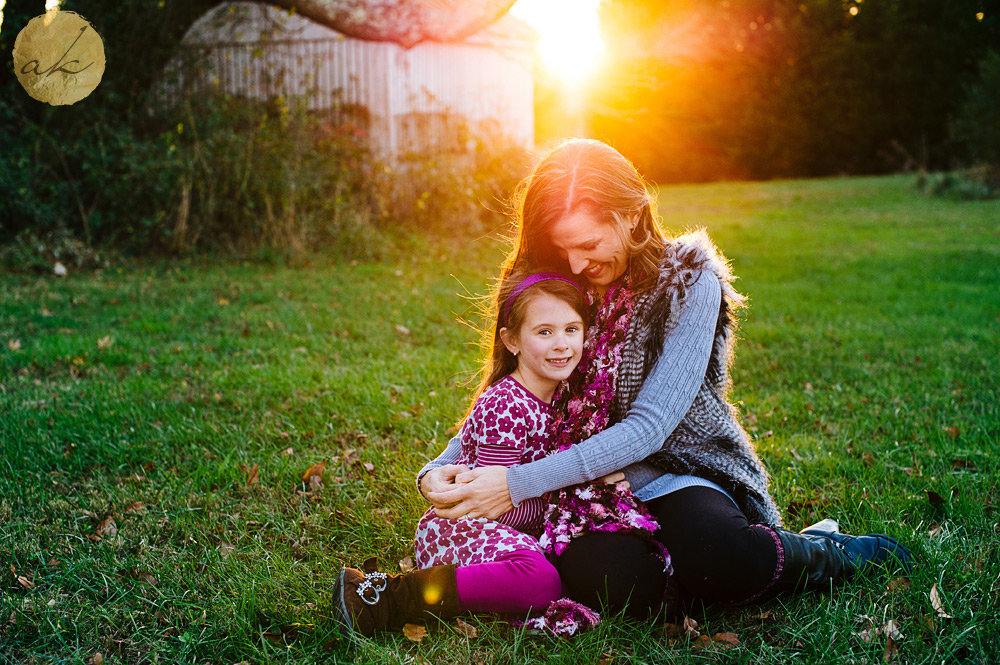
left=118, top=568, right=158, bottom=585
left=399, top=556, right=415, bottom=573
left=263, top=624, right=300, bottom=644
left=124, top=502, right=145, bottom=515
left=692, top=632, right=740, bottom=651
left=97, top=516, right=118, bottom=538
left=926, top=490, right=947, bottom=515
left=930, top=583, right=953, bottom=619
left=302, top=461, right=326, bottom=491
left=887, top=577, right=911, bottom=593
left=859, top=617, right=903, bottom=644
left=662, top=615, right=701, bottom=641
left=240, top=463, right=260, bottom=487
left=7, top=339, right=21, bottom=352
left=97, top=336, right=114, bottom=350
left=403, top=623, right=427, bottom=642
left=454, top=617, right=478, bottom=638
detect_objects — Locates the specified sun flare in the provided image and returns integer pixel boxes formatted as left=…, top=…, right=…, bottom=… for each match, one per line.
left=511, top=0, right=605, bottom=86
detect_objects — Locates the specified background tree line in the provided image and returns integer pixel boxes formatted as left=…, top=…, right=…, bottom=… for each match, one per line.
left=539, top=0, right=999, bottom=184
left=1, top=0, right=998, bottom=263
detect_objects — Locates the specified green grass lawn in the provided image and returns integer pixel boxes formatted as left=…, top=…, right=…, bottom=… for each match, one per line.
left=2, top=174, right=998, bottom=664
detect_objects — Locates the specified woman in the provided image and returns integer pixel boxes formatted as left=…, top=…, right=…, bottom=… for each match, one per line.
left=421, top=138, right=911, bottom=617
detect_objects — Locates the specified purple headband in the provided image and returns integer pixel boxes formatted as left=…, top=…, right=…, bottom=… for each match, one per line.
left=502, top=271, right=583, bottom=328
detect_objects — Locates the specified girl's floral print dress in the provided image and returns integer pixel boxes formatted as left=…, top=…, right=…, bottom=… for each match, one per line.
left=413, top=376, right=552, bottom=568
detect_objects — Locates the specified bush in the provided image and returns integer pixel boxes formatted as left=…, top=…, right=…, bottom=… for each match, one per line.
left=915, top=166, right=1000, bottom=201
left=1, top=86, right=532, bottom=268
left=952, top=50, right=1000, bottom=167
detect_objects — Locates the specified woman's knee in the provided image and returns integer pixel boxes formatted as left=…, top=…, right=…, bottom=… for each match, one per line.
left=555, top=533, right=666, bottom=618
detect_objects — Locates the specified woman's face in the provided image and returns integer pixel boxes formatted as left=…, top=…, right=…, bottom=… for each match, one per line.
left=549, top=208, right=628, bottom=294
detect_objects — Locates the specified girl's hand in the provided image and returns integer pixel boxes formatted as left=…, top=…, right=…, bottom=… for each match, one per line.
left=598, top=471, right=629, bottom=489
left=420, top=464, right=472, bottom=506
left=427, top=466, right=513, bottom=520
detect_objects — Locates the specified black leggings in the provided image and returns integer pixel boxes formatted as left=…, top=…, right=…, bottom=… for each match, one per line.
left=554, top=486, right=778, bottom=618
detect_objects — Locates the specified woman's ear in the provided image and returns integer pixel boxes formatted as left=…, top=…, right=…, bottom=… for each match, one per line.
left=499, top=327, right=519, bottom=357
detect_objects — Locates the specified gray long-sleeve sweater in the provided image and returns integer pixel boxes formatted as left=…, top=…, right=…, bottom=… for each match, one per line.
left=419, top=270, right=725, bottom=507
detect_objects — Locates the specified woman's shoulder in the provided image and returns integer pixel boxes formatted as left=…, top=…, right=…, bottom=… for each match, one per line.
left=655, top=230, right=745, bottom=310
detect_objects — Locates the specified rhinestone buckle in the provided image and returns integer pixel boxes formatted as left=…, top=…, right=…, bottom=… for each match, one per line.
left=356, top=571, right=388, bottom=605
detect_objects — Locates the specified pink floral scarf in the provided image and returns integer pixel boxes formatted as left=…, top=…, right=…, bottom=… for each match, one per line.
left=538, top=281, right=668, bottom=564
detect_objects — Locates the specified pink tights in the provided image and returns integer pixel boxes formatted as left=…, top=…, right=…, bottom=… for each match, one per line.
left=454, top=550, right=563, bottom=614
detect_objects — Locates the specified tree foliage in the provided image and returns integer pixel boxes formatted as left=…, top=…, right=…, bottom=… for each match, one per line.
left=571, top=0, right=1000, bottom=182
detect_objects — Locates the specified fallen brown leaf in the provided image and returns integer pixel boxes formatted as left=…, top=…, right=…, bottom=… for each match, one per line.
left=395, top=324, right=411, bottom=336
left=885, top=634, right=899, bottom=663
left=7, top=339, right=21, bottom=351
left=280, top=447, right=294, bottom=456
left=454, top=617, right=478, bottom=638
left=218, top=542, right=235, bottom=558
left=942, top=426, right=959, bottom=439
left=361, top=461, right=376, bottom=473
left=712, top=632, right=740, bottom=650
left=683, top=615, right=700, bottom=637
left=402, top=623, right=427, bottom=642
left=887, top=577, right=911, bottom=593
left=302, top=461, right=326, bottom=483
left=136, top=571, right=158, bottom=585
left=124, top=502, right=145, bottom=515
left=89, top=653, right=104, bottom=665
left=97, top=336, right=113, bottom=350
left=243, top=463, right=260, bottom=487
left=399, top=556, right=415, bottom=573
left=930, top=583, right=953, bottom=619
left=16, top=576, right=34, bottom=590
left=951, top=458, right=977, bottom=471
left=97, top=516, right=118, bottom=538
left=926, top=490, right=946, bottom=513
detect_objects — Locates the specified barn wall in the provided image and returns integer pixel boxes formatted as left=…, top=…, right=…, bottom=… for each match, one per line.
left=158, top=2, right=535, bottom=157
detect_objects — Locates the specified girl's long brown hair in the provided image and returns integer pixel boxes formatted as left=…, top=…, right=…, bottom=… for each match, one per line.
left=460, top=268, right=586, bottom=424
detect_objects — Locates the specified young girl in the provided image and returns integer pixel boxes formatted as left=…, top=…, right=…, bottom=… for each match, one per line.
left=332, top=269, right=589, bottom=636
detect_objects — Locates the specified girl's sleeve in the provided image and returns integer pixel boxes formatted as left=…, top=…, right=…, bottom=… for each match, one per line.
left=415, top=434, right=463, bottom=499
left=505, top=270, right=722, bottom=506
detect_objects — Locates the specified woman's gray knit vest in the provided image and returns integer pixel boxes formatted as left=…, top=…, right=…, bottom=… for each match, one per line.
left=614, top=230, right=783, bottom=526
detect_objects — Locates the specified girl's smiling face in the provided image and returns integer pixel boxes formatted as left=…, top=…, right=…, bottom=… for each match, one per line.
left=500, top=292, right=584, bottom=403
left=549, top=207, right=629, bottom=294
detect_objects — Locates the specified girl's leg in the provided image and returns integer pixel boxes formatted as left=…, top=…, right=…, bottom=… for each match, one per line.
left=455, top=549, right=563, bottom=614
left=554, top=531, right=668, bottom=619
left=647, top=486, right=778, bottom=603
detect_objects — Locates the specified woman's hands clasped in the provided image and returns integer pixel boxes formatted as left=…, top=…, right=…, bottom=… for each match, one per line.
left=423, top=465, right=629, bottom=521
left=426, top=466, right=513, bottom=520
